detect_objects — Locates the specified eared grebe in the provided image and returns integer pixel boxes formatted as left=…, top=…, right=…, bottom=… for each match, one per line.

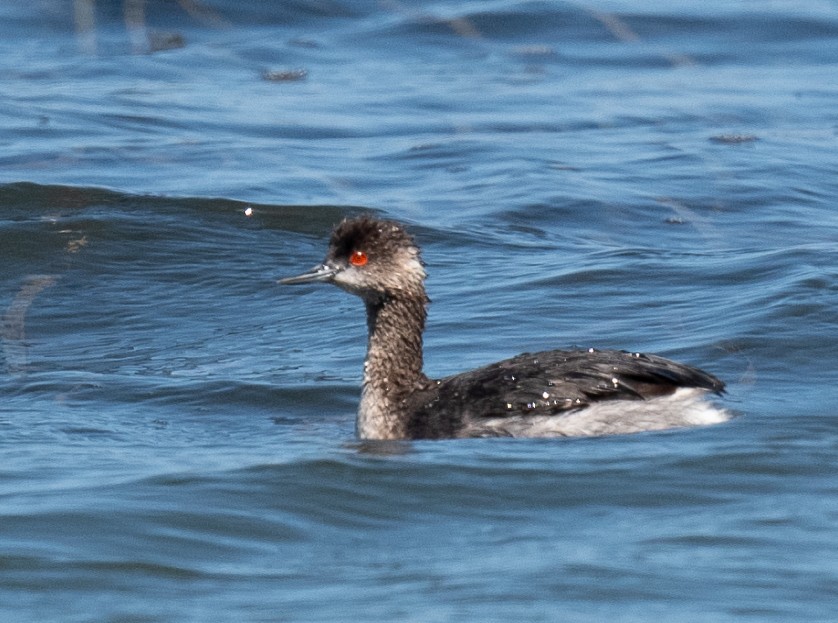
left=280, top=216, right=727, bottom=440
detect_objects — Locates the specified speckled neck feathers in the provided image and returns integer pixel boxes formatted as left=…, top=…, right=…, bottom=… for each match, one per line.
left=358, top=294, right=430, bottom=439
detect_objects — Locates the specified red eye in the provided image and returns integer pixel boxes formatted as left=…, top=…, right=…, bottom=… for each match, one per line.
left=350, top=250, right=368, bottom=267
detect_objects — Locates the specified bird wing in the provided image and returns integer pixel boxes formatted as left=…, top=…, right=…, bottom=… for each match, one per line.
left=421, top=348, right=724, bottom=422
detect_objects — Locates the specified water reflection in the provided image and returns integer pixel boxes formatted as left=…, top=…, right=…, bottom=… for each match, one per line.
left=72, top=0, right=210, bottom=54
left=67, top=0, right=673, bottom=62
left=1, top=275, right=57, bottom=374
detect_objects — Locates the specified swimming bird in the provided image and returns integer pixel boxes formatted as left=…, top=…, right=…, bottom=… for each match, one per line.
left=280, top=216, right=727, bottom=440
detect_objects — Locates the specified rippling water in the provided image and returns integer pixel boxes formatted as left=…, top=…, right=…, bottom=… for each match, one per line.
left=2, top=1, right=837, bottom=621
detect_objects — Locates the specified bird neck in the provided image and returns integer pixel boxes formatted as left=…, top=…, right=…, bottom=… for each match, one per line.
left=357, top=291, right=429, bottom=440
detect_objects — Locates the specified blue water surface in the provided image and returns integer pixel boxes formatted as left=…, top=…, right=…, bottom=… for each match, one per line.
left=1, top=1, right=837, bottom=621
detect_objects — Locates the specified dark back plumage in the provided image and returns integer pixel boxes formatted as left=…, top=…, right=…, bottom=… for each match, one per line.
left=404, top=348, right=724, bottom=438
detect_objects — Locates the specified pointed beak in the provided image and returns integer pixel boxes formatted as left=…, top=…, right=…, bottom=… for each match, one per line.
left=278, top=263, right=340, bottom=285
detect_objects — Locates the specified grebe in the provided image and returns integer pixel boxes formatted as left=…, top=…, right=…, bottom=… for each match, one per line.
left=280, top=216, right=727, bottom=440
